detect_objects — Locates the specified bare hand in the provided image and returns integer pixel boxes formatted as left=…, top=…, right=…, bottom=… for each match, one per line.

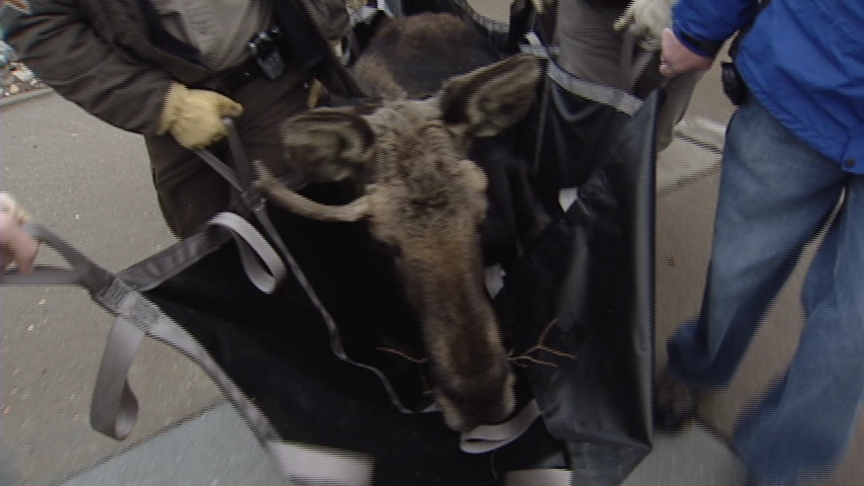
left=0, top=193, right=38, bottom=274
left=659, top=28, right=713, bottom=77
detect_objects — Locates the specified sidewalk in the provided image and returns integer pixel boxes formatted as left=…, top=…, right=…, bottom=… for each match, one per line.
left=56, top=406, right=744, bottom=486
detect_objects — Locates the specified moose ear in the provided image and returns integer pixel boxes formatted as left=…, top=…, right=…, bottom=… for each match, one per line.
left=280, top=108, right=375, bottom=182
left=438, top=53, right=540, bottom=138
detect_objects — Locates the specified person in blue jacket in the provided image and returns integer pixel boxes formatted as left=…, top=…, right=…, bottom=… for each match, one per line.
left=654, top=0, right=864, bottom=484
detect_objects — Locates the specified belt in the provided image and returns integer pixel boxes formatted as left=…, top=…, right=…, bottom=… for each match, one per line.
left=216, top=55, right=264, bottom=94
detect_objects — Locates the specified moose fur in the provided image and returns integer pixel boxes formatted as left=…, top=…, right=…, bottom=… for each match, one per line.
left=254, top=13, right=542, bottom=432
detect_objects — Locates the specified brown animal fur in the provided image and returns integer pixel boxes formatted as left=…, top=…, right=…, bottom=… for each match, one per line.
left=254, top=13, right=540, bottom=432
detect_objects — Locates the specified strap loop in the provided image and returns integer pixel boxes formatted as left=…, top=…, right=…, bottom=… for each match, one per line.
left=460, top=399, right=541, bottom=454
left=90, top=314, right=145, bottom=440
left=206, top=212, right=286, bottom=294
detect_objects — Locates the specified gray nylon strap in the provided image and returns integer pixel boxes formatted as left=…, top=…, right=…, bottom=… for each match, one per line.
left=1, top=217, right=285, bottom=294
left=266, top=441, right=374, bottom=486
left=90, top=313, right=144, bottom=440
left=224, top=119, right=255, bottom=189
left=0, top=224, right=143, bottom=439
left=207, top=212, right=286, bottom=294
left=1, top=217, right=282, bottom=440
left=518, top=33, right=643, bottom=116
left=504, top=468, right=572, bottom=486
left=194, top=147, right=244, bottom=193
left=190, top=120, right=290, bottom=294
left=451, top=0, right=509, bottom=34
left=192, top=119, right=253, bottom=193
left=459, top=399, right=541, bottom=454
left=89, top=279, right=172, bottom=442
left=1, top=266, right=80, bottom=285
left=0, top=223, right=113, bottom=290
left=207, top=124, right=424, bottom=411
left=548, top=61, right=643, bottom=116
left=519, top=42, right=560, bottom=59
left=86, top=213, right=283, bottom=440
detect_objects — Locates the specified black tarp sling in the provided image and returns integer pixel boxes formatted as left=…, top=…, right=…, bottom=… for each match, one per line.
left=1, top=1, right=658, bottom=484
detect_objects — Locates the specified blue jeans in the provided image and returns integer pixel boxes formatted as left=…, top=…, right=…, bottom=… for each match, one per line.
left=666, top=96, right=864, bottom=483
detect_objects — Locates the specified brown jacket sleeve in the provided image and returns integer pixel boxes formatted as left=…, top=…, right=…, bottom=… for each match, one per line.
left=1, top=0, right=177, bottom=135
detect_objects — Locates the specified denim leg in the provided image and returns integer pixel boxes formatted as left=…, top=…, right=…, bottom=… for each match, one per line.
left=666, top=97, right=847, bottom=388
left=733, top=176, right=864, bottom=482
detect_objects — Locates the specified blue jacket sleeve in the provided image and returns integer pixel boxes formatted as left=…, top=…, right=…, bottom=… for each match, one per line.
left=672, top=0, right=761, bottom=57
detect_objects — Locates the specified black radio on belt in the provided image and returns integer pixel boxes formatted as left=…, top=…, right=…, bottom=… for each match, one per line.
left=248, top=27, right=287, bottom=80
left=721, top=61, right=748, bottom=107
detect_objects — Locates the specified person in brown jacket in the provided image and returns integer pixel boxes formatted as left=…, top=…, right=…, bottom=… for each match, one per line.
left=1, top=0, right=361, bottom=238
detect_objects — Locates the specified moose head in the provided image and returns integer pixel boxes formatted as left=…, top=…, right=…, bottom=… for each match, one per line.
left=254, top=41, right=540, bottom=431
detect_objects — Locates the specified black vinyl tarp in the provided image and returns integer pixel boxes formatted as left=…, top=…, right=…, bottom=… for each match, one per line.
left=3, top=1, right=658, bottom=484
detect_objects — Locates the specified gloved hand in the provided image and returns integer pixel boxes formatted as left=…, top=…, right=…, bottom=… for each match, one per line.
left=613, top=0, right=675, bottom=51
left=0, top=192, right=38, bottom=274
left=157, top=82, right=243, bottom=149
left=530, top=0, right=556, bottom=14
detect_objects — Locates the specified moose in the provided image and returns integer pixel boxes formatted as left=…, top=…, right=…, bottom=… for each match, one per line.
left=254, top=13, right=544, bottom=432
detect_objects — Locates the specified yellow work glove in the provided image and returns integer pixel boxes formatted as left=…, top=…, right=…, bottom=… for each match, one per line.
left=157, top=82, right=243, bottom=149
left=613, top=0, right=675, bottom=51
